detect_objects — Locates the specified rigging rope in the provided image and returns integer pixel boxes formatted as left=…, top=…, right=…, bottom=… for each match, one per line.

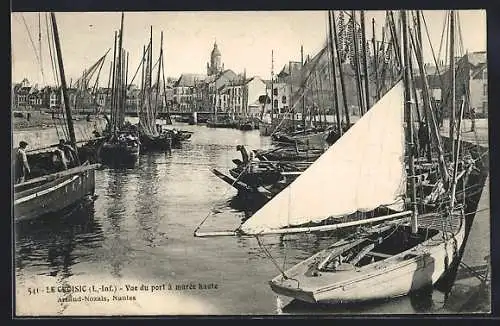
left=18, top=14, right=43, bottom=75
left=193, top=163, right=251, bottom=234
left=255, top=236, right=289, bottom=280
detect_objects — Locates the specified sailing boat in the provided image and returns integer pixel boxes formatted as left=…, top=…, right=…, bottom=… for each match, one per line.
left=197, top=10, right=481, bottom=304
left=14, top=13, right=100, bottom=222
left=137, top=28, right=172, bottom=152
left=258, top=11, right=475, bottom=304
left=99, top=13, right=141, bottom=166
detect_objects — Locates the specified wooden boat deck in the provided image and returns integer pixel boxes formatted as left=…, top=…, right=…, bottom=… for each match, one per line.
left=415, top=211, right=462, bottom=234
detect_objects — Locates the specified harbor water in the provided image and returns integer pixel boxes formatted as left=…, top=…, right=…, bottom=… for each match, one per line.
left=14, top=122, right=489, bottom=315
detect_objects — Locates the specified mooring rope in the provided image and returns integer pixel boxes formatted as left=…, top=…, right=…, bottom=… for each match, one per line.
left=193, top=163, right=251, bottom=234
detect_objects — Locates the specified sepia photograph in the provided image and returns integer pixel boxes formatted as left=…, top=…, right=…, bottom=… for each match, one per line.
left=11, top=9, right=490, bottom=316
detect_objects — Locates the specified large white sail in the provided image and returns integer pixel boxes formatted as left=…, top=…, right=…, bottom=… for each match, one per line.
left=240, top=80, right=407, bottom=235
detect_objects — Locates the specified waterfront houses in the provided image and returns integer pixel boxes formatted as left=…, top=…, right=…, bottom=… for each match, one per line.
left=413, top=51, right=488, bottom=118
left=173, top=73, right=206, bottom=112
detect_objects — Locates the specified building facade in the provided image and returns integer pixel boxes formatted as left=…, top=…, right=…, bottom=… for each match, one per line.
left=414, top=51, right=488, bottom=118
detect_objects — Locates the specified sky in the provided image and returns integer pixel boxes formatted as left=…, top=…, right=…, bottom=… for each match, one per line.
left=11, top=10, right=487, bottom=87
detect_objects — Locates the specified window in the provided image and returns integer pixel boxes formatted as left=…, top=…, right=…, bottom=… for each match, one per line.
left=482, top=101, right=487, bottom=113
left=483, top=84, right=487, bottom=96
left=273, top=99, right=278, bottom=108
left=273, top=88, right=278, bottom=96
left=282, top=96, right=287, bottom=104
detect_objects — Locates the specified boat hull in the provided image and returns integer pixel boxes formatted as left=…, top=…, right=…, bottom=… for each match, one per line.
left=272, top=130, right=331, bottom=149
left=270, top=216, right=465, bottom=304
left=140, top=135, right=172, bottom=152
left=99, top=141, right=140, bottom=166
left=14, top=167, right=96, bottom=222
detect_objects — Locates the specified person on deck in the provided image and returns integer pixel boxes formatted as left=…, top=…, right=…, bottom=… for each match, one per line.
left=15, top=141, right=30, bottom=183
left=418, top=122, right=430, bottom=157
left=53, top=143, right=68, bottom=171
left=470, top=107, right=476, bottom=132
left=58, top=139, right=78, bottom=168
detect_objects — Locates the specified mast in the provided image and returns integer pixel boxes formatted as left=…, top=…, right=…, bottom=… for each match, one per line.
left=140, top=45, right=145, bottom=119
left=149, top=26, right=153, bottom=90
left=360, top=11, right=371, bottom=110
left=372, top=18, right=379, bottom=101
left=106, top=60, right=113, bottom=115
left=450, top=98, right=465, bottom=207
left=351, top=11, right=365, bottom=115
left=290, top=61, right=294, bottom=131
left=271, top=50, right=274, bottom=125
left=402, top=10, right=418, bottom=234
left=125, top=51, right=129, bottom=118
left=110, top=31, right=117, bottom=132
left=449, top=10, right=460, bottom=208
left=449, top=10, right=456, bottom=161
left=388, top=11, right=402, bottom=68
left=38, top=13, right=44, bottom=84
left=410, top=13, right=449, bottom=185
left=333, top=11, right=350, bottom=127
left=300, top=46, right=305, bottom=130
left=328, top=11, right=342, bottom=136
left=50, top=13, right=78, bottom=156
left=116, top=13, right=124, bottom=130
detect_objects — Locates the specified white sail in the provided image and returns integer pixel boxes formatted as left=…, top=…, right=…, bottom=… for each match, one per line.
left=240, top=80, right=407, bottom=235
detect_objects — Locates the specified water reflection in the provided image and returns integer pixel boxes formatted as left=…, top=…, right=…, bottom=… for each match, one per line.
left=14, top=125, right=489, bottom=315
left=15, top=199, right=103, bottom=279
left=104, top=168, right=132, bottom=278
left=135, top=153, right=166, bottom=248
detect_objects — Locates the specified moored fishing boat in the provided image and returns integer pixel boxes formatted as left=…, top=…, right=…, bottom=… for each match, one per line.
left=13, top=13, right=100, bottom=222
left=137, top=27, right=173, bottom=152
left=100, top=13, right=141, bottom=166
left=264, top=10, right=477, bottom=304
left=195, top=9, right=482, bottom=305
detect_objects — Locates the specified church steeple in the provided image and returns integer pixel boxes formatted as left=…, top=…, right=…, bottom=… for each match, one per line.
left=207, top=40, right=223, bottom=76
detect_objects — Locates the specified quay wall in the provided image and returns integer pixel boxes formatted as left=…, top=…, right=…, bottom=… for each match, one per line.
left=12, top=118, right=107, bottom=151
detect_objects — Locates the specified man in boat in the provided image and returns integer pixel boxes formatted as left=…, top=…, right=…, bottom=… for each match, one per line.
left=248, top=151, right=260, bottom=173
left=15, top=141, right=30, bottom=183
left=236, top=145, right=250, bottom=165
left=59, top=139, right=78, bottom=168
left=53, top=142, right=69, bottom=171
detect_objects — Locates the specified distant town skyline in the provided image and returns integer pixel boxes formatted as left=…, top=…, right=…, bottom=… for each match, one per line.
left=11, top=10, right=486, bottom=87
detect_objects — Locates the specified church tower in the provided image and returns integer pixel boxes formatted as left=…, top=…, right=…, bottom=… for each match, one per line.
left=207, top=41, right=223, bottom=76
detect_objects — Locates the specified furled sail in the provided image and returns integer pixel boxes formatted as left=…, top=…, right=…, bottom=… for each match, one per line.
left=139, top=43, right=159, bottom=137
left=240, top=80, right=406, bottom=234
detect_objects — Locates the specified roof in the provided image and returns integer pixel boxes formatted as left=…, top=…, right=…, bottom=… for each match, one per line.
left=229, top=75, right=258, bottom=86
left=466, top=51, right=486, bottom=66
left=277, top=61, right=302, bottom=84
left=203, top=69, right=238, bottom=86
left=465, top=51, right=487, bottom=79
left=174, top=74, right=207, bottom=87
